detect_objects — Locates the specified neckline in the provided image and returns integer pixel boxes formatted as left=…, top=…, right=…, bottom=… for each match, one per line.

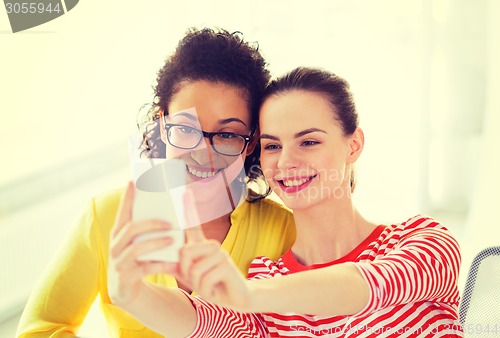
left=282, top=224, right=386, bottom=272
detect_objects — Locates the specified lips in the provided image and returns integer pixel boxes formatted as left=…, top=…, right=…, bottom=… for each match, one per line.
left=276, top=175, right=316, bottom=193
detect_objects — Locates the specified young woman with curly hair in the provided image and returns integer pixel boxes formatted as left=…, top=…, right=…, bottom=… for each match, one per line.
left=17, top=27, right=296, bottom=338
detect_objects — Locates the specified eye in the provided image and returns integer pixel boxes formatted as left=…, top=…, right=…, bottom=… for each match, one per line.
left=218, top=132, right=238, bottom=139
left=301, top=140, right=320, bottom=146
left=178, top=126, right=197, bottom=134
left=263, top=143, right=281, bottom=151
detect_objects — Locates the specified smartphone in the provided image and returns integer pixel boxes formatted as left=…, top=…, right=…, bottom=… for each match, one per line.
left=132, top=159, right=186, bottom=262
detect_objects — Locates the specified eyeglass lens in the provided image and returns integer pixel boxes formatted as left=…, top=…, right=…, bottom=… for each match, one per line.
left=167, top=125, right=246, bottom=155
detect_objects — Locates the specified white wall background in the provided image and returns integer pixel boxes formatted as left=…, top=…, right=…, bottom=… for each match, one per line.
left=1, top=0, right=499, bottom=336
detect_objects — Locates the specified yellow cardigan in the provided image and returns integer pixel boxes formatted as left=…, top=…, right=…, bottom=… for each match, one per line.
left=16, top=187, right=296, bottom=338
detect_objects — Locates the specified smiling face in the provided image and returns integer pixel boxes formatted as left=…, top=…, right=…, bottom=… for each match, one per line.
left=161, top=80, right=255, bottom=208
left=259, top=90, right=363, bottom=211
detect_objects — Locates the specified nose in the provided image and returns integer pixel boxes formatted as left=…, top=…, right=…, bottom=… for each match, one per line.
left=277, top=146, right=300, bottom=170
left=190, top=136, right=216, bottom=165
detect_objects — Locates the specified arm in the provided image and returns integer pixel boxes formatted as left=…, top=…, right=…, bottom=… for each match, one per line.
left=248, top=224, right=461, bottom=316
left=115, top=282, right=197, bottom=337
left=107, top=182, right=198, bottom=338
left=184, top=220, right=460, bottom=317
left=16, top=199, right=100, bottom=338
left=354, top=225, right=461, bottom=314
left=127, top=283, right=267, bottom=338
left=182, top=239, right=368, bottom=316
left=247, top=263, right=369, bottom=315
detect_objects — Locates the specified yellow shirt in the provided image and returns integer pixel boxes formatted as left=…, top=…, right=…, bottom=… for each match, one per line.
left=16, top=187, right=296, bottom=338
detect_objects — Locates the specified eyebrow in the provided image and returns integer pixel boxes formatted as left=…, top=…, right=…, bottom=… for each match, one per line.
left=260, top=128, right=327, bottom=140
left=169, top=112, right=198, bottom=121
left=219, top=117, right=248, bottom=127
left=169, top=113, right=247, bottom=127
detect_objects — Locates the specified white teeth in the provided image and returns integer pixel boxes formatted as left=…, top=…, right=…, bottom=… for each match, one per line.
left=283, top=178, right=308, bottom=187
left=188, top=166, right=218, bottom=178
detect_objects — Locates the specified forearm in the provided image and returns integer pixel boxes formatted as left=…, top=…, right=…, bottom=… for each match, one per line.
left=118, top=282, right=197, bottom=338
left=247, top=263, right=369, bottom=316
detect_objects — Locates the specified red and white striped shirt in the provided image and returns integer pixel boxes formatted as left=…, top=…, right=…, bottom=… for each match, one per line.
left=186, top=215, right=463, bottom=337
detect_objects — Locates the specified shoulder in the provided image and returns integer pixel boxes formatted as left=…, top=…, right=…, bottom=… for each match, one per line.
left=401, top=214, right=447, bottom=231
left=92, top=186, right=125, bottom=212
left=246, top=197, right=293, bottom=218
left=380, top=214, right=461, bottom=259
left=247, top=195, right=292, bottom=214
left=85, top=186, right=125, bottom=233
left=233, top=195, right=294, bottom=226
left=228, top=196, right=296, bottom=267
left=384, top=214, right=455, bottom=239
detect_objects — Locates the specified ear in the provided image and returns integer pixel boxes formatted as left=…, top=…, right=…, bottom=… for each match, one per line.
left=159, top=110, right=167, bottom=144
left=245, top=125, right=260, bottom=156
left=347, top=127, right=364, bottom=164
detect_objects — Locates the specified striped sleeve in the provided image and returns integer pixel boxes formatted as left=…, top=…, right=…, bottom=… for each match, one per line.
left=354, top=216, right=461, bottom=317
left=181, top=290, right=268, bottom=338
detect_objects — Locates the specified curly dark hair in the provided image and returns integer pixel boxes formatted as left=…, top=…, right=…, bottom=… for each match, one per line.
left=137, top=27, right=271, bottom=201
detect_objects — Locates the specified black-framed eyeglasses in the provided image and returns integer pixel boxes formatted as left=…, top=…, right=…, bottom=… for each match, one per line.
left=164, top=123, right=253, bottom=156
